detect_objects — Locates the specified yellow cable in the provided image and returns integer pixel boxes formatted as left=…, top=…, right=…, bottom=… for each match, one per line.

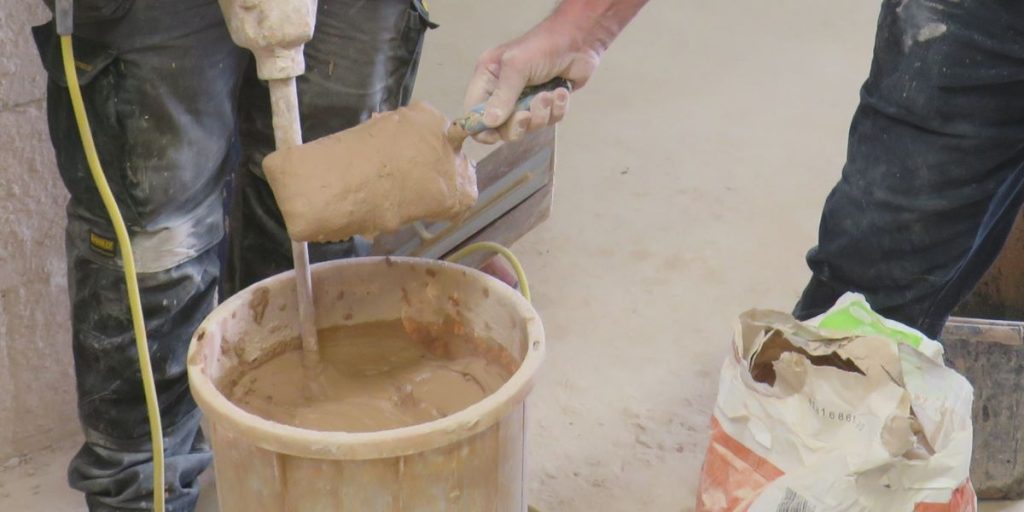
left=445, top=241, right=531, bottom=302
left=60, top=36, right=166, bottom=512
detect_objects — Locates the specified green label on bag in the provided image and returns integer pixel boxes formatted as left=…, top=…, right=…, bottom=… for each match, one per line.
left=818, top=300, right=923, bottom=349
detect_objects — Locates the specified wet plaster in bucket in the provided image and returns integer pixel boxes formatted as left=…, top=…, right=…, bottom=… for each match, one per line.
left=227, top=319, right=519, bottom=432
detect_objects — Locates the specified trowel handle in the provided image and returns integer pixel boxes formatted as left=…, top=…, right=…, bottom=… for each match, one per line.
left=455, top=77, right=573, bottom=135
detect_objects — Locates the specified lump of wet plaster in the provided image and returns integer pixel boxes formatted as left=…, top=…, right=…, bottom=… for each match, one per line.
left=262, top=101, right=478, bottom=242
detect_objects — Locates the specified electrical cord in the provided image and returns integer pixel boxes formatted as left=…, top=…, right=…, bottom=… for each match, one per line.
left=445, top=241, right=531, bottom=302
left=60, top=34, right=167, bottom=512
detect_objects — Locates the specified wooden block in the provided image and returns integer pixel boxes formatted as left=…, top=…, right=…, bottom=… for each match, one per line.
left=942, top=205, right=1024, bottom=498
left=475, top=126, right=556, bottom=190
left=941, top=317, right=1024, bottom=499
left=445, top=181, right=553, bottom=269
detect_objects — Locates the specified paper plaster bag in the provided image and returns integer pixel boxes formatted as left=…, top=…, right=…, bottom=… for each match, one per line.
left=697, top=294, right=976, bottom=512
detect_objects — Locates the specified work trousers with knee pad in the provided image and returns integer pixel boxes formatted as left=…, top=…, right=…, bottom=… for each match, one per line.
left=794, top=0, right=1024, bottom=338
left=33, top=0, right=435, bottom=510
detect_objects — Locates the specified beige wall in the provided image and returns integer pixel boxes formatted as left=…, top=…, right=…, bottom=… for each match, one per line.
left=0, top=2, right=78, bottom=460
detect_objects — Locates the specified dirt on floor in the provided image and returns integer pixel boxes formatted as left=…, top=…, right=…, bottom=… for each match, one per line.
left=2, top=1, right=1023, bottom=511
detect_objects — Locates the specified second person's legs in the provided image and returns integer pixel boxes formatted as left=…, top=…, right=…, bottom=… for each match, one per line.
left=794, top=0, right=1024, bottom=338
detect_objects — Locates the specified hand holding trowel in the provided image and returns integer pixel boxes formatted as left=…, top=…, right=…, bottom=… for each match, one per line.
left=262, top=78, right=572, bottom=243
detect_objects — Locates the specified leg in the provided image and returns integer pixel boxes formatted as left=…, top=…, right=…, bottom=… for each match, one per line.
left=65, top=251, right=219, bottom=512
left=33, top=0, right=247, bottom=509
left=222, top=0, right=435, bottom=296
left=794, top=0, right=1024, bottom=338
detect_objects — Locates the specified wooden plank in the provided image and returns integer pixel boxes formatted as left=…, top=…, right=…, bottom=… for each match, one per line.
left=475, top=126, right=556, bottom=191
left=444, top=182, right=554, bottom=269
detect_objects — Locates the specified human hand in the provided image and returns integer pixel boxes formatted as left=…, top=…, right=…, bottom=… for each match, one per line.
left=462, top=16, right=600, bottom=144
left=463, top=0, right=648, bottom=143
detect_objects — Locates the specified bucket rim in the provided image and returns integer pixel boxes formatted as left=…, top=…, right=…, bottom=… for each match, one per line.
left=187, top=256, right=545, bottom=460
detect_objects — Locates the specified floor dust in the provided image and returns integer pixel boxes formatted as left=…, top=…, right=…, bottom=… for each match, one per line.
left=3, top=1, right=1023, bottom=511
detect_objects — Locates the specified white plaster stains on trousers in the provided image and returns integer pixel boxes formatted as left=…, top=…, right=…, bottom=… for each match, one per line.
left=130, top=221, right=206, bottom=273
left=896, top=0, right=950, bottom=48
left=917, top=22, right=947, bottom=42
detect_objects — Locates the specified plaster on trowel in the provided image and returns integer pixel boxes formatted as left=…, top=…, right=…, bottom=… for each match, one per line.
left=261, top=78, right=571, bottom=245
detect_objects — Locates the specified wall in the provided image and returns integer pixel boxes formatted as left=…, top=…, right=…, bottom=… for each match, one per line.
left=0, top=2, right=78, bottom=460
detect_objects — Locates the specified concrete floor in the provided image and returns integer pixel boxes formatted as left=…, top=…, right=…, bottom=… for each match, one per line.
left=2, top=0, right=1022, bottom=511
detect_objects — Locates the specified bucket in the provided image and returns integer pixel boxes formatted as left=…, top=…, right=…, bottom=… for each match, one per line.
left=187, top=257, right=545, bottom=511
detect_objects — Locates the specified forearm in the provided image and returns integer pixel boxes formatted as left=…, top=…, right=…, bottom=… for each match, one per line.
left=548, top=0, right=649, bottom=53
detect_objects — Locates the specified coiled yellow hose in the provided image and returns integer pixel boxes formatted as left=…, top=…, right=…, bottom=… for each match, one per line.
left=446, top=241, right=531, bottom=302
left=60, top=35, right=166, bottom=512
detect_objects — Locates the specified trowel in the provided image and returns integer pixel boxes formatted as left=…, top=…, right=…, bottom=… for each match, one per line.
left=262, top=78, right=571, bottom=245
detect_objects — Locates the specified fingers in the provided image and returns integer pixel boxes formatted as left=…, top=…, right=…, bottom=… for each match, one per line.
left=465, top=49, right=515, bottom=144
left=527, top=92, right=553, bottom=132
left=463, top=59, right=500, bottom=113
left=465, top=43, right=576, bottom=144
left=473, top=129, right=502, bottom=145
left=472, top=88, right=572, bottom=144
left=482, top=52, right=530, bottom=128
left=497, top=111, right=532, bottom=142
left=550, top=87, right=570, bottom=124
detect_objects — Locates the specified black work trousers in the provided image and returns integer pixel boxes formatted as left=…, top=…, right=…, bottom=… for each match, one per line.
left=33, top=0, right=434, bottom=509
left=795, top=0, right=1024, bottom=339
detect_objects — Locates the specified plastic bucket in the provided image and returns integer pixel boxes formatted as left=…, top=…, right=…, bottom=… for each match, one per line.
left=187, top=257, right=544, bottom=511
